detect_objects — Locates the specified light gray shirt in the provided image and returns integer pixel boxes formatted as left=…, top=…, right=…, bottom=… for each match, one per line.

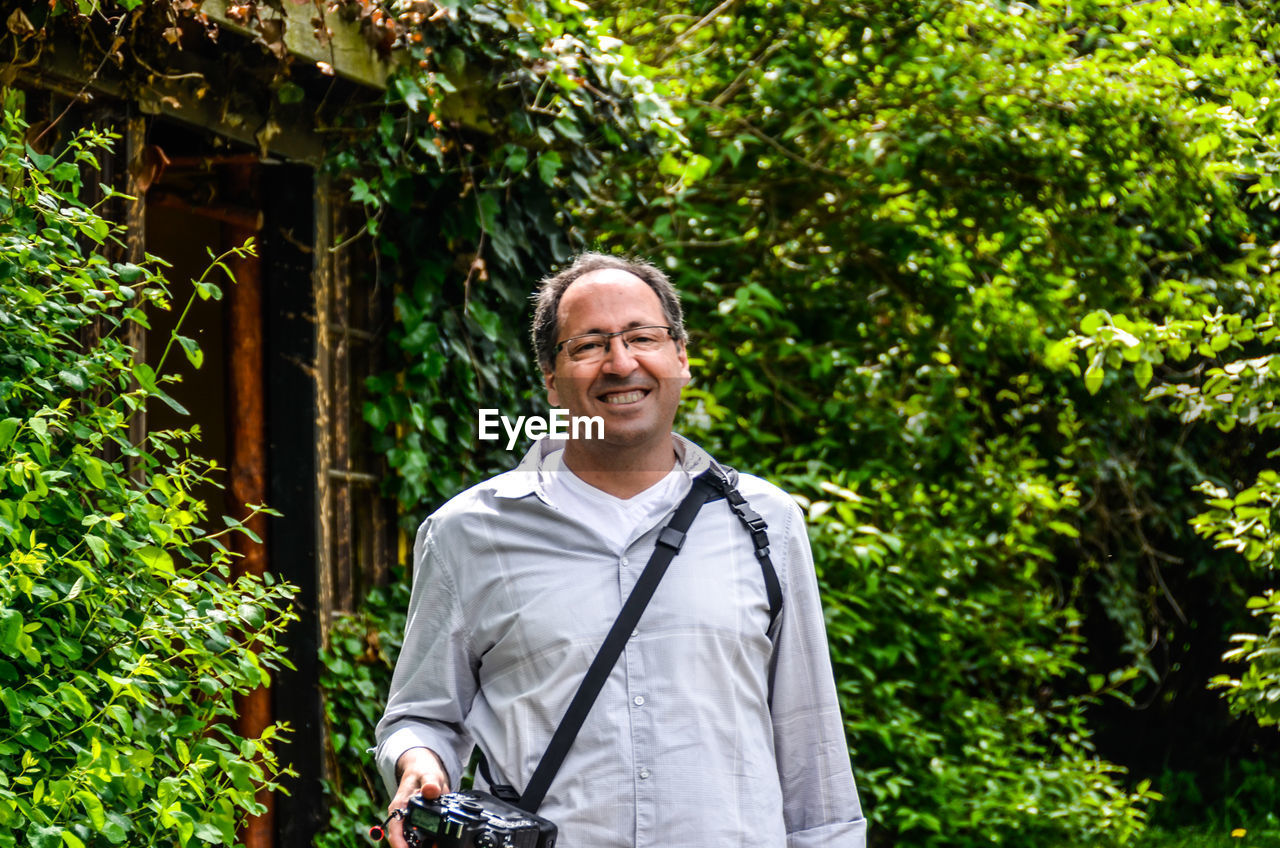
left=375, top=435, right=867, bottom=847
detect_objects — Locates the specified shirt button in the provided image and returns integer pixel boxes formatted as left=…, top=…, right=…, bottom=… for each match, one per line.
left=638, top=768, right=650, bottom=780
left=620, top=556, right=629, bottom=566
left=633, top=695, right=645, bottom=706
left=631, top=629, right=639, bottom=637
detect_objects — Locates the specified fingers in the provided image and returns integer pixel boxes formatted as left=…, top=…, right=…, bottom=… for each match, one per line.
left=386, top=748, right=451, bottom=847
left=394, top=747, right=450, bottom=800
left=386, top=814, right=408, bottom=848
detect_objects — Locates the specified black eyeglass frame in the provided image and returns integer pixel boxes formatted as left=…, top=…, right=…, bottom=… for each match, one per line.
left=552, top=325, right=676, bottom=359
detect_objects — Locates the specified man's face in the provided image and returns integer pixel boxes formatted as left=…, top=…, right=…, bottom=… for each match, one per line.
left=544, top=269, right=691, bottom=453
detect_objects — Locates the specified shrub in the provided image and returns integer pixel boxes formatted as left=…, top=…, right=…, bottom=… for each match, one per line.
left=0, top=92, right=296, bottom=847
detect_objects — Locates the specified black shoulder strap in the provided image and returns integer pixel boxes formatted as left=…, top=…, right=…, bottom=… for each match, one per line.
left=513, top=472, right=718, bottom=812
left=704, top=465, right=783, bottom=631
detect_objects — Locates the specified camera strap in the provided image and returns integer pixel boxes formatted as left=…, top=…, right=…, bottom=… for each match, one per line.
left=482, top=465, right=782, bottom=813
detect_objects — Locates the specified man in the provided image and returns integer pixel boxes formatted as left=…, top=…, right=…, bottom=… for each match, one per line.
left=376, top=253, right=867, bottom=847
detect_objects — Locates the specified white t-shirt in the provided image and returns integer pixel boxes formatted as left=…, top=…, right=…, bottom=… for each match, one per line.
left=538, top=447, right=692, bottom=554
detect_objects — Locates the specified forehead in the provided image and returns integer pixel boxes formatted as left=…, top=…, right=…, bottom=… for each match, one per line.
left=557, top=269, right=665, bottom=332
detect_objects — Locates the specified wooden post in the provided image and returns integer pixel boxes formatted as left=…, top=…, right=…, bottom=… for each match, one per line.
left=125, top=115, right=147, bottom=478
left=314, top=179, right=335, bottom=645
left=224, top=163, right=273, bottom=848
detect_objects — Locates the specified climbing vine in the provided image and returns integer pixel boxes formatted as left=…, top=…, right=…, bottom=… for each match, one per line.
left=333, top=0, right=673, bottom=516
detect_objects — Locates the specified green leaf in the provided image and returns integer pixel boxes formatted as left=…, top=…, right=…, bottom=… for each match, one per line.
left=276, top=81, right=306, bottom=105
left=1134, top=358, right=1153, bottom=389
left=194, top=821, right=225, bottom=843
left=114, top=263, right=145, bottom=284
left=428, top=416, right=449, bottom=443
left=477, top=192, right=501, bottom=234
left=467, top=301, right=502, bottom=341
left=537, top=151, right=563, bottom=185
left=394, top=76, right=428, bottom=113
left=58, top=369, right=87, bottom=391
left=503, top=147, right=529, bottom=172
left=136, top=544, right=175, bottom=576
left=194, top=280, right=222, bottom=301
left=84, top=534, right=108, bottom=564
left=175, top=333, right=204, bottom=369
left=74, top=789, right=106, bottom=830
left=134, top=363, right=158, bottom=393
left=0, top=418, right=19, bottom=451
left=102, top=812, right=130, bottom=844
left=0, top=610, right=21, bottom=655
left=1080, top=311, right=1108, bottom=335
left=1047, top=521, right=1080, bottom=539
left=1084, top=352, right=1105, bottom=395
left=83, top=457, right=106, bottom=490
left=25, top=144, right=55, bottom=171
left=1193, top=133, right=1222, bottom=157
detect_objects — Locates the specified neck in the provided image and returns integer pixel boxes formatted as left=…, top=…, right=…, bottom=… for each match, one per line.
left=560, top=434, right=678, bottom=499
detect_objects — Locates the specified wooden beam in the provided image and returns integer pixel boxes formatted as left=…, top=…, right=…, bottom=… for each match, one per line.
left=201, top=0, right=394, bottom=90
left=31, top=33, right=329, bottom=163
left=148, top=189, right=265, bottom=231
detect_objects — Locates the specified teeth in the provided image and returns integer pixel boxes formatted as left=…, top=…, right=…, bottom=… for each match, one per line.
left=605, top=391, right=645, bottom=404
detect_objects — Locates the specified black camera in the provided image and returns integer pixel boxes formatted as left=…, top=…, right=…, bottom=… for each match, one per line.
left=401, top=790, right=557, bottom=848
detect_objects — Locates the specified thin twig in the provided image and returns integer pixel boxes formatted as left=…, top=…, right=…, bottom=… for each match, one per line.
left=656, top=0, right=741, bottom=65
left=709, top=39, right=787, bottom=108
left=697, top=101, right=850, bottom=178
left=33, top=13, right=131, bottom=147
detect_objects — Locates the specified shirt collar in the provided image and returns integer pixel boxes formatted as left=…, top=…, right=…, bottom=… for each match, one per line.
left=491, top=433, right=714, bottom=500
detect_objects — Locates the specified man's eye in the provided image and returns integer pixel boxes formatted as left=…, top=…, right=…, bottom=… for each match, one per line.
left=629, top=333, right=658, bottom=345
left=571, top=339, right=603, bottom=353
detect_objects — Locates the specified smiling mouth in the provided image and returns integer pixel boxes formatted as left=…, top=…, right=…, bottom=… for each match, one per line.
left=601, top=389, right=648, bottom=405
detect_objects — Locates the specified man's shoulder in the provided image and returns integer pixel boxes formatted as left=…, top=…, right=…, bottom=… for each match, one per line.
left=677, top=435, right=802, bottom=522
left=423, top=466, right=537, bottom=530
left=711, top=463, right=805, bottom=527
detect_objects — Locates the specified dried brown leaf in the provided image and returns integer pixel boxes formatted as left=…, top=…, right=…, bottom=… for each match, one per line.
left=6, top=8, right=35, bottom=38
left=130, top=144, right=172, bottom=193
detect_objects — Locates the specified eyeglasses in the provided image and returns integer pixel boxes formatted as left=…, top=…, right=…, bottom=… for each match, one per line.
left=554, top=325, right=675, bottom=363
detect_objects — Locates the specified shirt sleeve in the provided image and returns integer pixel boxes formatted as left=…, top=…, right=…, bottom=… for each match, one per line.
left=770, top=500, right=869, bottom=848
left=374, top=517, right=478, bottom=797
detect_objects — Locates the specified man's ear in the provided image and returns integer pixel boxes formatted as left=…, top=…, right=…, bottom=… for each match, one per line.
left=543, top=369, right=560, bottom=407
left=677, top=341, right=691, bottom=383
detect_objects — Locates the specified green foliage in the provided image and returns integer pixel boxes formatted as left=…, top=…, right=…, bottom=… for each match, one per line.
left=314, top=578, right=410, bottom=848
left=579, top=0, right=1280, bottom=843
left=334, top=0, right=674, bottom=520
left=306, top=0, right=1280, bottom=842
left=784, top=463, right=1159, bottom=843
left=0, top=93, right=297, bottom=847
left=1138, top=826, right=1280, bottom=848
left=1055, top=6, right=1280, bottom=728
left=1150, top=759, right=1280, bottom=836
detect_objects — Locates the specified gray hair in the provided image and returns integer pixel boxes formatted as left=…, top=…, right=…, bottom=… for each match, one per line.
left=531, top=252, right=688, bottom=373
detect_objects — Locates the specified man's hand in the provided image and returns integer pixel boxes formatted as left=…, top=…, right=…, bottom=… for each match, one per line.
left=386, top=747, right=450, bottom=848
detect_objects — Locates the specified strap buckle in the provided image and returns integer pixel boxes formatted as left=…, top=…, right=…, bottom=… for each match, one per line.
left=657, top=526, right=686, bottom=552
left=724, top=487, right=771, bottom=559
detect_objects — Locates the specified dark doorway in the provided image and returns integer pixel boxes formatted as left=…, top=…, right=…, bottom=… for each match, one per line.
left=142, top=117, right=324, bottom=848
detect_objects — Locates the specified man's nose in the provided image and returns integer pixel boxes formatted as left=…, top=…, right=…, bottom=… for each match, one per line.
left=600, top=337, right=639, bottom=373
